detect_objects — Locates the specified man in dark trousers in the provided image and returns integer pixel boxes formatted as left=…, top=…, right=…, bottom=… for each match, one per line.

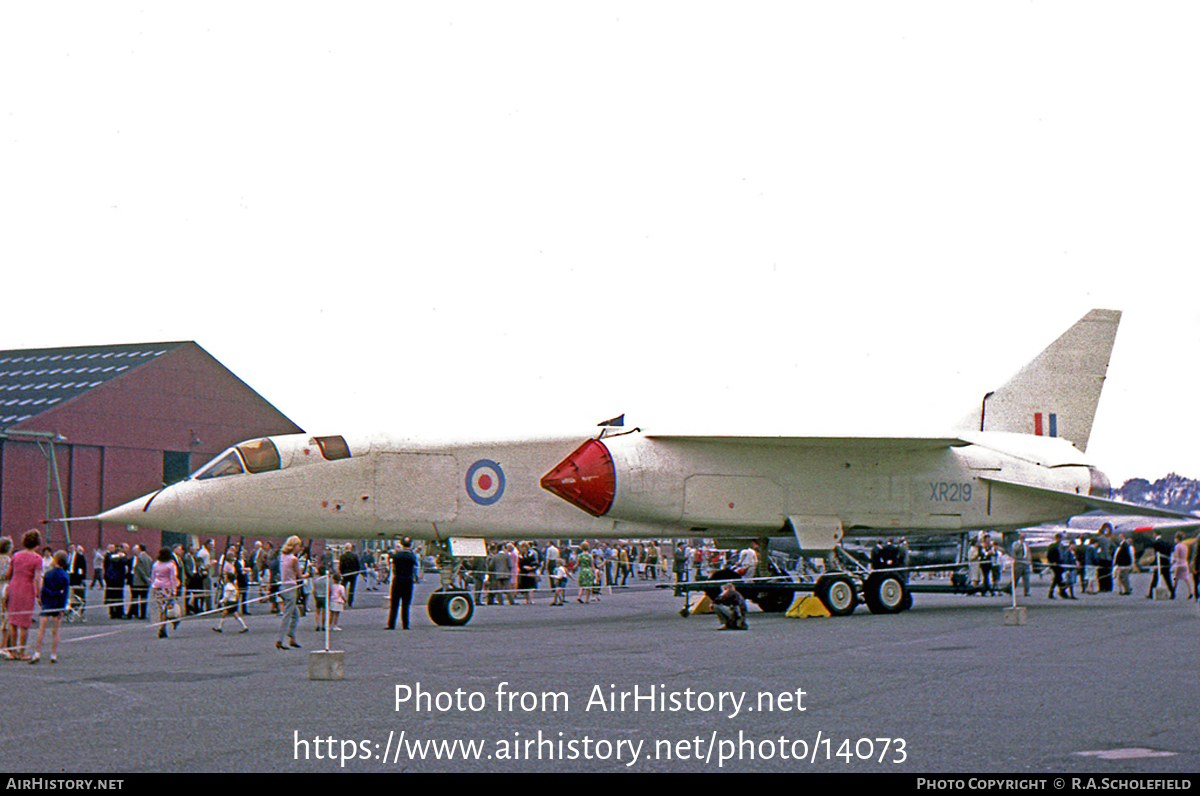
left=130, top=544, right=153, bottom=620
left=1094, top=524, right=1115, bottom=593
left=387, top=539, right=420, bottom=630
left=67, top=544, right=88, bottom=621
left=339, top=546, right=361, bottom=608
left=1190, top=534, right=1200, bottom=601
left=1146, top=531, right=1176, bottom=599
left=1046, top=533, right=1066, bottom=599
left=103, top=545, right=131, bottom=619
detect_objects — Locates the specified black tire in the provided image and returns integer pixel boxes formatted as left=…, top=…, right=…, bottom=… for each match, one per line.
left=815, top=575, right=857, bottom=616
left=427, top=591, right=448, bottom=625
left=427, top=588, right=475, bottom=626
left=864, top=573, right=906, bottom=614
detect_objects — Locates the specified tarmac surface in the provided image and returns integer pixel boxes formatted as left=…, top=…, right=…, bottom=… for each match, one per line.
left=3, top=569, right=1197, bottom=774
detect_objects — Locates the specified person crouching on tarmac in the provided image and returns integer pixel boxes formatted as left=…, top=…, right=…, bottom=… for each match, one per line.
left=712, top=582, right=748, bottom=631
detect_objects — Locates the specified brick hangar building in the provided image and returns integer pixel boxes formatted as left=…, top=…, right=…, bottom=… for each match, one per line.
left=0, top=341, right=303, bottom=554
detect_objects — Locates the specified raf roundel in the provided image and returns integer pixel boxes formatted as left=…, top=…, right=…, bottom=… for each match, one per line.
left=465, top=459, right=506, bottom=506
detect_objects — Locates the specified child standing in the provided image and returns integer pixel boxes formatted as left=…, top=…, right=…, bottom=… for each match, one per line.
left=312, top=565, right=329, bottom=632
left=551, top=561, right=567, bottom=606
left=30, top=551, right=69, bottom=663
left=328, top=572, right=345, bottom=631
left=212, top=572, right=248, bottom=633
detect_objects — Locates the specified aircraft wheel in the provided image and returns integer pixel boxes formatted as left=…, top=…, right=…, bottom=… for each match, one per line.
left=864, top=573, right=907, bottom=614
left=427, top=592, right=447, bottom=625
left=428, top=589, right=474, bottom=626
left=815, top=575, right=857, bottom=616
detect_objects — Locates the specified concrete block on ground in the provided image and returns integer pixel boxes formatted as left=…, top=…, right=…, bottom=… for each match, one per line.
left=1003, top=607, right=1027, bottom=626
left=309, top=650, right=345, bottom=680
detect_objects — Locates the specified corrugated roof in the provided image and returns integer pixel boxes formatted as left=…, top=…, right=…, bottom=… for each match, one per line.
left=0, top=341, right=187, bottom=426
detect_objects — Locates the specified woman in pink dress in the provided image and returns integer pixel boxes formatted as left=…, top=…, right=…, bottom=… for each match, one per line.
left=150, top=547, right=181, bottom=639
left=3, top=529, right=44, bottom=660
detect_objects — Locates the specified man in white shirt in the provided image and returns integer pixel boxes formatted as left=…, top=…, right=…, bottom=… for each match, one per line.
left=736, top=543, right=759, bottom=578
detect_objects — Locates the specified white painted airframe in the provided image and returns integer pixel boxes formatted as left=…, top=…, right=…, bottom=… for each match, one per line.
left=94, top=309, right=1187, bottom=623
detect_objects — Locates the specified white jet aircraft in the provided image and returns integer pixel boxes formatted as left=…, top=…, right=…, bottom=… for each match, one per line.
left=94, top=308, right=1186, bottom=624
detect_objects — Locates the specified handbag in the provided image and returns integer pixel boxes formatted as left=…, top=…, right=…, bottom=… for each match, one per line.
left=167, top=600, right=182, bottom=620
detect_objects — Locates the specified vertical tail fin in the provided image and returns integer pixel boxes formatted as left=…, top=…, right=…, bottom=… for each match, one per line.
left=955, top=309, right=1121, bottom=452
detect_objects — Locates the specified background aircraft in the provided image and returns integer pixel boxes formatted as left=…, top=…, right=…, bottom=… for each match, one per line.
left=1023, top=510, right=1200, bottom=564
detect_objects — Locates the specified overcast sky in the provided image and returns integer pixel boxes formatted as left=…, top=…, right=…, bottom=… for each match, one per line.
left=3, top=3, right=1197, bottom=486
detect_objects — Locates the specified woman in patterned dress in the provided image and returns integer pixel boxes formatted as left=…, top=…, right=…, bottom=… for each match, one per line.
left=0, top=536, right=12, bottom=658
left=150, top=547, right=180, bottom=639
left=576, top=543, right=596, bottom=604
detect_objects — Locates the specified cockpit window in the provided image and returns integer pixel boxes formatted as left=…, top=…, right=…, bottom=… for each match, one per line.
left=237, top=438, right=281, bottom=474
left=193, top=450, right=245, bottom=480
left=315, top=435, right=351, bottom=461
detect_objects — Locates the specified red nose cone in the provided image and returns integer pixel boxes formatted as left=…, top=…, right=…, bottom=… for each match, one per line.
left=541, top=439, right=616, bottom=517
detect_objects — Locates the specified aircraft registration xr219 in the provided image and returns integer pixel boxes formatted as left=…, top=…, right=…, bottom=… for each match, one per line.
left=95, top=309, right=1172, bottom=624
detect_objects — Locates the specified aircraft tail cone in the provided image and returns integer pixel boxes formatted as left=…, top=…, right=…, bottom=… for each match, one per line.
left=540, top=438, right=616, bottom=517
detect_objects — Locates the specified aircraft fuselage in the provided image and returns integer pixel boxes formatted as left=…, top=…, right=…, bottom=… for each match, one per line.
left=98, top=429, right=1105, bottom=544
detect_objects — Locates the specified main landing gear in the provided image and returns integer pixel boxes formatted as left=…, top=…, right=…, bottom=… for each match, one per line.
left=425, top=544, right=476, bottom=626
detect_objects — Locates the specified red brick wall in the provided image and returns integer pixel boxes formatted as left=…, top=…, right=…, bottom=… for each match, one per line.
left=66, top=444, right=103, bottom=551
left=1, top=441, right=53, bottom=545
left=1, top=342, right=303, bottom=556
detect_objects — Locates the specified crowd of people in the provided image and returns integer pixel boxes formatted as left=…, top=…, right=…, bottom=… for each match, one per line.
left=0, top=530, right=68, bottom=662
left=2, top=526, right=1195, bottom=659
left=973, top=524, right=1198, bottom=601
left=457, top=540, right=753, bottom=607
left=0, top=533, right=406, bottom=658
left=2, top=533, right=738, bottom=656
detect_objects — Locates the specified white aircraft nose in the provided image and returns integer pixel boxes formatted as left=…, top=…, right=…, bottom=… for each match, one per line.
left=97, top=487, right=179, bottom=528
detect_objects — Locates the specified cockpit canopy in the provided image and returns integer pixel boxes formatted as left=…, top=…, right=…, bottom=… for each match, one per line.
left=192, top=435, right=352, bottom=480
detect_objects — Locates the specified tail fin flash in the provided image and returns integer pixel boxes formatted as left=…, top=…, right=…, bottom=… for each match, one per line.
left=956, top=309, right=1121, bottom=452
